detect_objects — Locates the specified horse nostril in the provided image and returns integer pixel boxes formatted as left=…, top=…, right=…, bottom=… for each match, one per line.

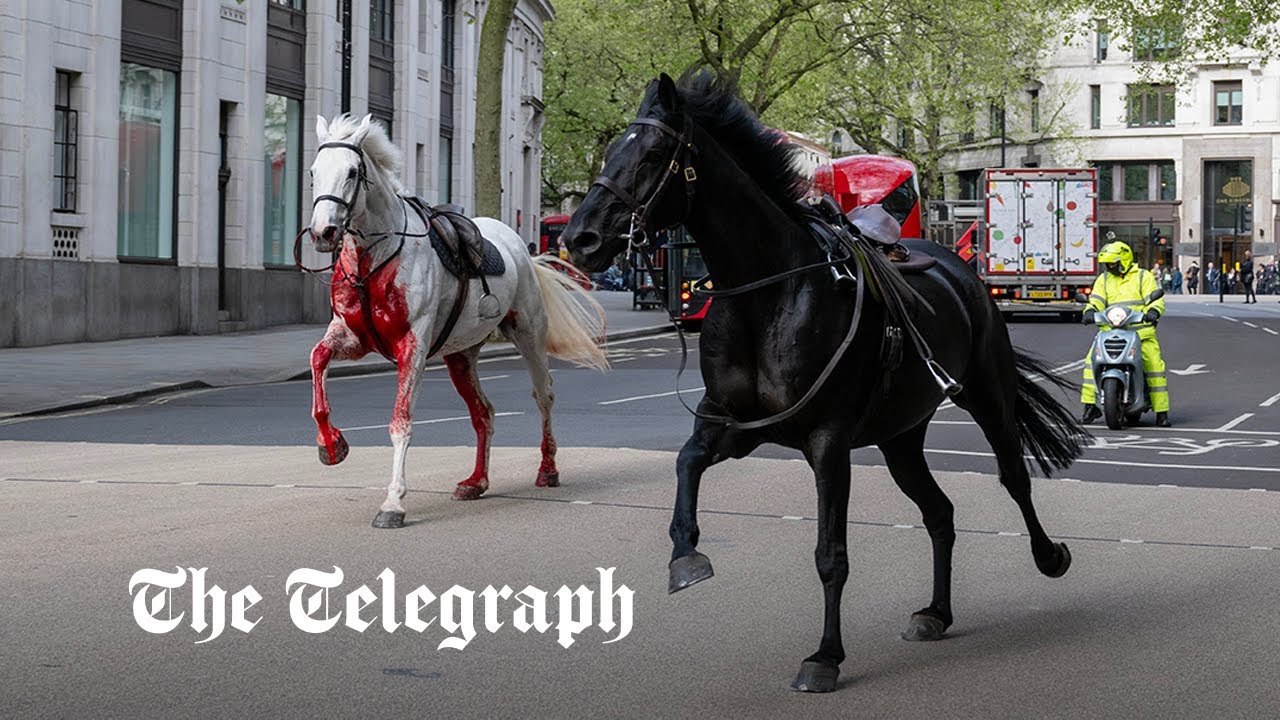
left=570, top=230, right=601, bottom=257
left=319, top=226, right=338, bottom=244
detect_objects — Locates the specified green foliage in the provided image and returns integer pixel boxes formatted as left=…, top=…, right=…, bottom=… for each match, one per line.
left=541, top=0, right=1278, bottom=207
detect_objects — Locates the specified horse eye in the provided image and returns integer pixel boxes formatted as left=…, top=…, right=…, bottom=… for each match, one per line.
left=347, top=168, right=357, bottom=180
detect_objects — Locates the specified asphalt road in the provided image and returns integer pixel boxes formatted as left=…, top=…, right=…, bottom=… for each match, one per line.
left=2, top=301, right=1279, bottom=719
left=4, top=301, right=1280, bottom=490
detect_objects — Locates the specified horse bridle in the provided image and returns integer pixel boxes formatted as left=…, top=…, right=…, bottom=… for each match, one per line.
left=592, top=116, right=698, bottom=254
left=294, top=140, right=395, bottom=274
left=312, top=141, right=370, bottom=228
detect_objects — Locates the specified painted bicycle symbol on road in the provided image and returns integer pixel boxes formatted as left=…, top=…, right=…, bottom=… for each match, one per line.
left=1088, top=434, right=1279, bottom=456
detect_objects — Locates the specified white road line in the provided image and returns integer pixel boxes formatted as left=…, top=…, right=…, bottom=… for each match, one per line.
left=1220, top=315, right=1239, bottom=323
left=782, top=515, right=805, bottom=521
left=599, top=387, right=704, bottom=405
left=926, top=418, right=1280, bottom=437
left=1266, top=328, right=1279, bottom=336
left=1260, top=391, right=1280, bottom=408
left=1243, top=321, right=1258, bottom=328
left=922, top=447, right=1280, bottom=473
left=1216, top=413, right=1255, bottom=432
left=343, top=411, right=523, bottom=432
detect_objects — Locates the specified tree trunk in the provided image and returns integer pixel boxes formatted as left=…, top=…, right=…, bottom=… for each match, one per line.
left=473, top=0, right=519, bottom=219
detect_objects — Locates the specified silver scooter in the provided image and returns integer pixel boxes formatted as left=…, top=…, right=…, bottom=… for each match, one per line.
left=1079, top=288, right=1164, bottom=430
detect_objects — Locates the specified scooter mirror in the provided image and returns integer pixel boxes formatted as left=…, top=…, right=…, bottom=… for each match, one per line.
left=1150, top=288, right=1164, bottom=301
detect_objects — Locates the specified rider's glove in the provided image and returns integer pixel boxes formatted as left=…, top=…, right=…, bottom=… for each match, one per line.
left=1144, top=308, right=1160, bottom=324
left=1082, top=311, right=1096, bottom=325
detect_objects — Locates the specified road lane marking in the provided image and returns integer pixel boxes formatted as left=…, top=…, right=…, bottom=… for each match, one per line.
left=927, top=418, right=1280, bottom=437
left=1243, top=321, right=1259, bottom=328
left=1261, top=391, right=1280, bottom=408
left=343, top=411, right=523, bottom=432
left=1216, top=413, right=1254, bottom=432
left=1266, top=328, right=1279, bottom=336
left=5, top=476, right=1274, bottom=554
left=599, top=388, right=704, bottom=405
left=1220, top=315, right=1239, bottom=322
left=922, top=447, right=1280, bottom=474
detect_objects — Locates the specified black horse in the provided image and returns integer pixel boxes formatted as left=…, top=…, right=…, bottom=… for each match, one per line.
left=562, top=72, right=1088, bottom=693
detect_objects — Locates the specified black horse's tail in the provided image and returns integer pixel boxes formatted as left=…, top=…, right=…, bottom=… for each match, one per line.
left=1013, top=351, right=1091, bottom=477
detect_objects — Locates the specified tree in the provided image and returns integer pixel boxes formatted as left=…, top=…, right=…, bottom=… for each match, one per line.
left=1077, top=0, right=1280, bottom=78
left=540, top=0, right=695, bottom=206
left=472, top=0, right=520, bottom=218
left=795, top=0, right=1072, bottom=203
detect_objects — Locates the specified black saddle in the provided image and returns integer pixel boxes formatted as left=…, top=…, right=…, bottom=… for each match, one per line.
left=807, top=196, right=936, bottom=274
left=404, top=197, right=506, bottom=277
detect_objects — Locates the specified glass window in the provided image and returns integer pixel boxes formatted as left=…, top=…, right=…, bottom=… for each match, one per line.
left=442, top=0, right=456, bottom=69
left=438, top=132, right=453, bottom=204
left=1132, top=20, right=1180, bottom=61
left=1029, top=89, right=1040, bottom=133
left=1094, top=162, right=1114, bottom=201
left=1089, top=85, right=1101, bottom=129
left=1214, top=81, right=1242, bottom=125
left=54, top=70, right=78, bottom=212
left=1096, top=19, right=1109, bottom=61
left=1126, top=84, right=1175, bottom=127
left=958, top=103, right=975, bottom=143
left=1158, top=162, right=1176, bottom=200
left=957, top=170, right=981, bottom=201
left=370, top=0, right=393, bottom=42
left=263, top=94, right=302, bottom=266
left=117, top=63, right=177, bottom=260
left=1123, top=163, right=1150, bottom=201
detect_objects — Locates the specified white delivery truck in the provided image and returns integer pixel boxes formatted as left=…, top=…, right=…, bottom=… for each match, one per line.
left=982, top=168, right=1099, bottom=319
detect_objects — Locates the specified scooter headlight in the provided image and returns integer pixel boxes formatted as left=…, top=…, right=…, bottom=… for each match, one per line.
left=1105, top=306, right=1128, bottom=327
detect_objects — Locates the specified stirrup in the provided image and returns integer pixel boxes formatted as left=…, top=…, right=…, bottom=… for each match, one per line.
left=829, top=255, right=856, bottom=293
left=926, top=359, right=962, bottom=397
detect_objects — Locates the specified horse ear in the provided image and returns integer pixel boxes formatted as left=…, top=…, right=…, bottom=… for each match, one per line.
left=352, top=113, right=373, bottom=144
left=657, top=73, right=681, bottom=113
left=315, top=115, right=329, bottom=141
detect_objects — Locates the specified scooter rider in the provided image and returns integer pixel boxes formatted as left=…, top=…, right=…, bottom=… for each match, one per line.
left=1080, top=240, right=1171, bottom=427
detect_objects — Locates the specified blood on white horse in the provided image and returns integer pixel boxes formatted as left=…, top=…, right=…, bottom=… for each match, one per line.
left=305, top=113, right=608, bottom=528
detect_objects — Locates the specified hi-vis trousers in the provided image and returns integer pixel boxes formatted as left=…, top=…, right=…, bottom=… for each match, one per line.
left=1081, top=328, right=1170, bottom=412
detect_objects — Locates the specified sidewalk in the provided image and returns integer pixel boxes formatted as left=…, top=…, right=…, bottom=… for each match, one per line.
left=0, top=290, right=669, bottom=418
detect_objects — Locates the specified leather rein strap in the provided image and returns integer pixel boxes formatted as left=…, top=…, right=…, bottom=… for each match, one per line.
left=296, top=140, right=465, bottom=361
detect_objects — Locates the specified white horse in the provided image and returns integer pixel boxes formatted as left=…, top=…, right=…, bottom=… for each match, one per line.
left=305, top=113, right=608, bottom=528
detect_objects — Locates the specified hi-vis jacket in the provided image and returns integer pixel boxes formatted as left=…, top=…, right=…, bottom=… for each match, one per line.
left=1086, top=266, right=1164, bottom=325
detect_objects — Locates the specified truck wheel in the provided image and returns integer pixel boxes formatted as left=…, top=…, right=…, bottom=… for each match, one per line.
left=1102, top=377, right=1124, bottom=430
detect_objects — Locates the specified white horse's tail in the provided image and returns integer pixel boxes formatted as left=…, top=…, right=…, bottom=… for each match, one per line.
left=531, top=256, right=610, bottom=371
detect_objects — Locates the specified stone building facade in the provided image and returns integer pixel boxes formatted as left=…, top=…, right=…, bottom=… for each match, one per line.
left=0, top=0, right=553, bottom=347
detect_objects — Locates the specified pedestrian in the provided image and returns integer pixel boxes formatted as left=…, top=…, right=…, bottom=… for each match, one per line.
left=1206, top=262, right=1218, bottom=294
left=1241, top=250, right=1256, bottom=304
left=1186, top=261, right=1199, bottom=295
left=1172, top=266, right=1183, bottom=294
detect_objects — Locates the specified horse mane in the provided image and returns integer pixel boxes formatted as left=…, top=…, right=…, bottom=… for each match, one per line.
left=325, top=114, right=405, bottom=194
left=653, top=70, right=810, bottom=218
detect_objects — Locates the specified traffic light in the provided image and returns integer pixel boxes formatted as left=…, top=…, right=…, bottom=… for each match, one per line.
left=1242, top=204, right=1253, bottom=233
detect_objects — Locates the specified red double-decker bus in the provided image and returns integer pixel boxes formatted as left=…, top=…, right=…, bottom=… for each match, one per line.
left=812, top=154, right=922, bottom=238
left=539, top=214, right=572, bottom=256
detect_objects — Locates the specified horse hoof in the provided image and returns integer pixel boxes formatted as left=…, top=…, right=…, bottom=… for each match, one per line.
left=790, top=661, right=839, bottom=693
left=536, top=469, right=560, bottom=488
left=668, top=552, right=714, bottom=594
left=1037, top=542, right=1072, bottom=578
left=318, top=432, right=349, bottom=466
left=902, top=610, right=948, bottom=641
left=372, top=511, right=405, bottom=529
left=452, top=483, right=488, bottom=501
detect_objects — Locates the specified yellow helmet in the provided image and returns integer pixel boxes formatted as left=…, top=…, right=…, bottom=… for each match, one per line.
left=1097, top=241, right=1133, bottom=275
